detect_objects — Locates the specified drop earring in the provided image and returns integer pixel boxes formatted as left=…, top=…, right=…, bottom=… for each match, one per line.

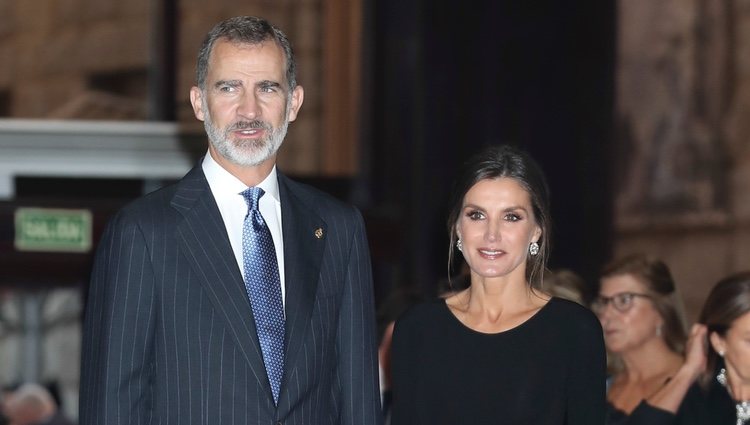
left=717, top=367, right=727, bottom=386
left=529, top=242, right=539, bottom=256
left=456, top=239, right=463, bottom=253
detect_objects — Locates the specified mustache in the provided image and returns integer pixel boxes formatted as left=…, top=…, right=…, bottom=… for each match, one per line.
left=227, top=120, right=271, bottom=131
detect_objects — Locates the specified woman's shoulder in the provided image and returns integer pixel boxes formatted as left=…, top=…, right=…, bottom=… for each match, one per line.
left=542, top=297, right=602, bottom=334
left=395, top=298, right=447, bottom=325
left=391, top=298, right=447, bottom=347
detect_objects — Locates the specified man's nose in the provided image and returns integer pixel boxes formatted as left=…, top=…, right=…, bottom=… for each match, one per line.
left=237, top=92, right=260, bottom=119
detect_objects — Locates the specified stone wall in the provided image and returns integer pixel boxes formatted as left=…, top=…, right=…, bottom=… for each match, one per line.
left=0, top=0, right=324, bottom=174
left=614, top=0, right=750, bottom=321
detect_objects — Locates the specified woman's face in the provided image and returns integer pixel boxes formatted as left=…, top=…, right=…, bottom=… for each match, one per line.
left=455, top=178, right=541, bottom=282
left=711, top=311, right=750, bottom=385
left=595, top=274, right=664, bottom=354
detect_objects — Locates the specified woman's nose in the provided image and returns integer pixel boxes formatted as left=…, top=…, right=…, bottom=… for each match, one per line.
left=485, top=220, right=500, bottom=242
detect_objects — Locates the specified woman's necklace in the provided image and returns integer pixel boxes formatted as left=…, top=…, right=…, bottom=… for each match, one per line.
left=717, top=368, right=750, bottom=425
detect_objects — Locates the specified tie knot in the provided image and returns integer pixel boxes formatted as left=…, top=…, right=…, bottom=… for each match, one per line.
left=241, top=187, right=265, bottom=211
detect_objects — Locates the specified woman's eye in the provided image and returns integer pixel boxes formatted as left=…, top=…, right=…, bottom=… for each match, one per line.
left=504, top=213, right=521, bottom=222
left=467, top=211, right=484, bottom=220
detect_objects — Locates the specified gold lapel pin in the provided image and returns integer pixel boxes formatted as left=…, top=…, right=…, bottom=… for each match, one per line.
left=314, top=228, right=324, bottom=239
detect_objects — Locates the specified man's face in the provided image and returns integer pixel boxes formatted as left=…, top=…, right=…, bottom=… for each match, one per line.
left=190, top=38, right=304, bottom=168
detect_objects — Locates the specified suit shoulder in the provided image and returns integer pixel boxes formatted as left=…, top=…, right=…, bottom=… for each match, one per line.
left=109, top=181, right=181, bottom=227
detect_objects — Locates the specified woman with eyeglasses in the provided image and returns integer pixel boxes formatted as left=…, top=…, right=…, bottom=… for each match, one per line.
left=593, top=254, right=708, bottom=424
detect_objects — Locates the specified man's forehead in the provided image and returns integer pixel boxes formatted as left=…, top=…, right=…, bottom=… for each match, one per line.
left=207, top=39, right=286, bottom=76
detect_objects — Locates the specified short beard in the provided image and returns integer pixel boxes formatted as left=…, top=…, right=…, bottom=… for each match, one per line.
left=203, top=99, right=290, bottom=167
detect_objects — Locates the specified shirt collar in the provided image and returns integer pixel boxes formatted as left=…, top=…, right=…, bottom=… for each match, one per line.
left=202, top=150, right=280, bottom=203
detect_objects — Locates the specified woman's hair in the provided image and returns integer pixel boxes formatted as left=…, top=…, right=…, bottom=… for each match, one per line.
left=446, top=145, right=551, bottom=289
left=600, top=253, right=688, bottom=355
left=698, top=271, right=750, bottom=386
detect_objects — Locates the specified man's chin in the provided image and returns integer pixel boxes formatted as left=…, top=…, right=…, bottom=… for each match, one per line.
left=227, top=149, right=276, bottom=167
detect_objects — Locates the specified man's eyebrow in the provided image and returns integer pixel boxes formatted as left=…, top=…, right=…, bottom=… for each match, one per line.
left=214, top=79, right=242, bottom=88
left=258, top=80, right=282, bottom=88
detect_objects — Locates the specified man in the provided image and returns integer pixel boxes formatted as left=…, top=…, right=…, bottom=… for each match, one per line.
left=80, top=16, right=382, bottom=425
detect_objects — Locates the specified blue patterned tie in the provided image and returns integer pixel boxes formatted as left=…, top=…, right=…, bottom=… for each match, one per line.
left=241, top=187, right=285, bottom=405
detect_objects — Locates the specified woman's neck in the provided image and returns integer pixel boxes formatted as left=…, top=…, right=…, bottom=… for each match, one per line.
left=619, top=340, right=683, bottom=382
left=726, top=365, right=750, bottom=402
left=446, top=276, right=548, bottom=333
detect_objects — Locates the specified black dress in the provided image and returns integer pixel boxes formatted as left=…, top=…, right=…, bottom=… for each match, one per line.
left=391, top=297, right=606, bottom=425
left=606, top=380, right=736, bottom=425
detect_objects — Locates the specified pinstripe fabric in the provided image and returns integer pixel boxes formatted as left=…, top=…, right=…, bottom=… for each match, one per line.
left=80, top=164, right=383, bottom=425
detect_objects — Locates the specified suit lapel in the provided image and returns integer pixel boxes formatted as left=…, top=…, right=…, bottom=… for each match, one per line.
left=171, top=165, right=273, bottom=404
left=278, top=174, right=326, bottom=393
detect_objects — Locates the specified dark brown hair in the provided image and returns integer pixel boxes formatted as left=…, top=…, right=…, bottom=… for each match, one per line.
left=698, top=271, right=750, bottom=386
left=446, top=145, right=551, bottom=289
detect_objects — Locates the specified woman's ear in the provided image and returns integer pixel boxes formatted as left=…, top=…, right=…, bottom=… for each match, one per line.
left=709, top=331, right=726, bottom=356
left=533, top=225, right=542, bottom=243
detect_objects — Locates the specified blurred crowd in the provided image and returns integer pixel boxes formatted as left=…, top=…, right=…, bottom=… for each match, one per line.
left=0, top=382, right=74, bottom=425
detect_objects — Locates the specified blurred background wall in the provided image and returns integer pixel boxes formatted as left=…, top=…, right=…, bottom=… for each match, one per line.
left=0, top=0, right=748, bottom=419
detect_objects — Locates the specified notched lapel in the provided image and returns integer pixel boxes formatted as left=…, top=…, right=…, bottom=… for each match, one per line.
left=278, top=176, right=326, bottom=390
left=171, top=166, right=272, bottom=402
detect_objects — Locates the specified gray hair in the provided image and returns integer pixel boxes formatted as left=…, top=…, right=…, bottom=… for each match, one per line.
left=195, top=16, right=297, bottom=91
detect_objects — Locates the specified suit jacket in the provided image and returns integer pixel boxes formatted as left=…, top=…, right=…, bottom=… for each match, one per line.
left=79, top=164, right=383, bottom=425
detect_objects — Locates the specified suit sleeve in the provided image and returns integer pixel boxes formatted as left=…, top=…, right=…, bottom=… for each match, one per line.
left=566, top=308, right=607, bottom=425
left=334, top=208, right=383, bottom=425
left=79, top=212, right=156, bottom=425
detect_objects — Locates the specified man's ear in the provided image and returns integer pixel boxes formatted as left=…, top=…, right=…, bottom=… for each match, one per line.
left=286, top=85, right=304, bottom=122
left=189, top=86, right=206, bottom=122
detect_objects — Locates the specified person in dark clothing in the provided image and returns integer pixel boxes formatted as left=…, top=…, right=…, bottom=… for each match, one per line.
left=603, top=271, right=750, bottom=424
left=390, top=145, right=606, bottom=425
left=592, top=254, right=707, bottom=424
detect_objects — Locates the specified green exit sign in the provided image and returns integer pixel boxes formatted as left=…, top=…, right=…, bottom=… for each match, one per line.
left=14, top=208, right=93, bottom=253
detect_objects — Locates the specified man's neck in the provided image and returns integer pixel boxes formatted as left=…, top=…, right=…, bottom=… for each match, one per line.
left=208, top=148, right=276, bottom=187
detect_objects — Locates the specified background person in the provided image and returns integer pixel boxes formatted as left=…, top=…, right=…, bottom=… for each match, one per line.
left=691, top=271, right=750, bottom=424
left=592, top=253, right=706, bottom=424
left=3, top=383, right=74, bottom=425
left=543, top=268, right=588, bottom=305
left=391, top=145, right=606, bottom=425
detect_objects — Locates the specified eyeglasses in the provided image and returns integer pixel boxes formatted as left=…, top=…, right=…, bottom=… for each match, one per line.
left=591, top=292, right=652, bottom=313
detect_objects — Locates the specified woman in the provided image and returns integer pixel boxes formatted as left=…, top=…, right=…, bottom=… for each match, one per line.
left=689, top=271, right=750, bottom=424
left=390, top=145, right=606, bottom=425
left=593, top=254, right=706, bottom=422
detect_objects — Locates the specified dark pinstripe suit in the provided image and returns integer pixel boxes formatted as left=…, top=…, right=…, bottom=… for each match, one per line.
left=80, top=164, right=383, bottom=425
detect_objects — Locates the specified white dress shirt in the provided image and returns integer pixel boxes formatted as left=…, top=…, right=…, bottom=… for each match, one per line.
left=202, top=151, right=286, bottom=309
